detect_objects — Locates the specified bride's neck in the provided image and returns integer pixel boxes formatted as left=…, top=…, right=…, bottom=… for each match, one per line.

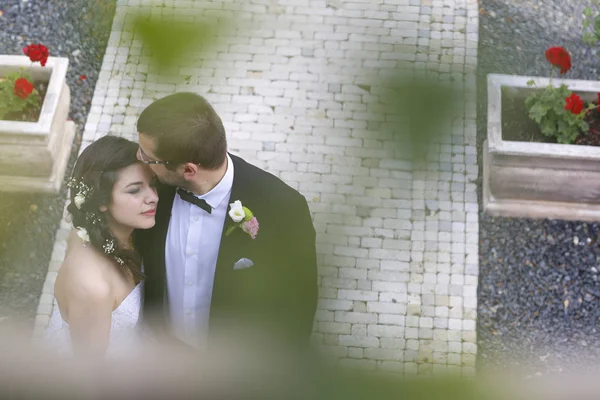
left=108, top=224, right=134, bottom=249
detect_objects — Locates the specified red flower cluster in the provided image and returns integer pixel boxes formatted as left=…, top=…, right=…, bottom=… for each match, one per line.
left=23, top=44, right=49, bottom=67
left=545, top=46, right=571, bottom=74
left=565, top=93, right=584, bottom=114
left=13, top=78, right=34, bottom=99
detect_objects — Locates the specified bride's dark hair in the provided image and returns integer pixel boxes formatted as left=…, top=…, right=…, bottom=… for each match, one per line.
left=66, top=135, right=144, bottom=281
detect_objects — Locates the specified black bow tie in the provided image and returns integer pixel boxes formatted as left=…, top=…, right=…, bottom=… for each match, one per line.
left=177, top=188, right=212, bottom=214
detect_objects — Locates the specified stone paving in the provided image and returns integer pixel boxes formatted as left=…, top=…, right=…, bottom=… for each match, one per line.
left=32, top=0, right=479, bottom=375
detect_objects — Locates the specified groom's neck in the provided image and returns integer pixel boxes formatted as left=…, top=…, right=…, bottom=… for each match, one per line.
left=187, top=157, right=228, bottom=196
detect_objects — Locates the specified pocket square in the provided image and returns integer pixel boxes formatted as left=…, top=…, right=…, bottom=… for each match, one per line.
left=233, top=258, right=254, bottom=270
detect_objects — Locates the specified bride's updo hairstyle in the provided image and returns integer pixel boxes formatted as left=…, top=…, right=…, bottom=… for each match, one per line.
left=66, top=135, right=143, bottom=280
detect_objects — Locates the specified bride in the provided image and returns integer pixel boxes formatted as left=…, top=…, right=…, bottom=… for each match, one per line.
left=44, top=135, right=158, bottom=359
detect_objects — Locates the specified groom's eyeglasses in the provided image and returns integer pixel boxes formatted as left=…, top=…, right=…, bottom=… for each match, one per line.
left=138, top=147, right=170, bottom=165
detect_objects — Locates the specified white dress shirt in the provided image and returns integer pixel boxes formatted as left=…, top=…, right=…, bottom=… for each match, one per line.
left=165, top=154, right=234, bottom=348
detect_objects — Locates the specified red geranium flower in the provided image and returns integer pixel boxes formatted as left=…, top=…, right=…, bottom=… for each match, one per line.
left=14, top=78, right=34, bottom=99
left=565, top=93, right=584, bottom=114
left=22, top=44, right=49, bottom=67
left=545, top=46, right=571, bottom=74
left=597, top=93, right=600, bottom=112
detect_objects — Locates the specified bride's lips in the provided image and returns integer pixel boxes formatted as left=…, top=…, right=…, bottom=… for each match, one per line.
left=141, top=209, right=156, bottom=216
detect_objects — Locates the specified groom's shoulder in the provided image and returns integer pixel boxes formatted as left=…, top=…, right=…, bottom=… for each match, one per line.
left=232, top=154, right=304, bottom=202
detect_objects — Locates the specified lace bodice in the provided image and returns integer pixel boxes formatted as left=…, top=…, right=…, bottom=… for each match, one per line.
left=43, top=281, right=146, bottom=359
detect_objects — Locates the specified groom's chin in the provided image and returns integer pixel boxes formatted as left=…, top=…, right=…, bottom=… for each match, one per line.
left=154, top=173, right=183, bottom=188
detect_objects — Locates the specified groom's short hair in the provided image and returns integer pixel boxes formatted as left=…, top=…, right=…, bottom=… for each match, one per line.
left=136, top=92, right=227, bottom=170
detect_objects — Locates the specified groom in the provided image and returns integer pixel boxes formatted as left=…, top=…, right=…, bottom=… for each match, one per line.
left=133, top=92, right=318, bottom=351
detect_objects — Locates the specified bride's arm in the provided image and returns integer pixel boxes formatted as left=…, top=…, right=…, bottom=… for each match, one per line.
left=64, top=277, right=113, bottom=359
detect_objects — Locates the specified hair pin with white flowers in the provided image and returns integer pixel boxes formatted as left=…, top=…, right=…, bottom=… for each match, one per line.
left=67, top=177, right=93, bottom=209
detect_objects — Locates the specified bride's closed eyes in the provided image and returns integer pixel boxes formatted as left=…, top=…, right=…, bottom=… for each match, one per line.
left=122, top=175, right=158, bottom=196
left=125, top=182, right=144, bottom=195
left=128, top=184, right=156, bottom=196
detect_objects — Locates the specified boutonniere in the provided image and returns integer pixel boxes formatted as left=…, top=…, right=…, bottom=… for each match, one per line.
left=226, top=200, right=259, bottom=239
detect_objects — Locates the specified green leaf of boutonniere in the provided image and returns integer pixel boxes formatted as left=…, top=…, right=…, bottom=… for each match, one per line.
left=242, top=206, right=253, bottom=222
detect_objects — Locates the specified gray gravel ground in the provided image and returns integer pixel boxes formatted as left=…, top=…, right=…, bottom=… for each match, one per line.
left=0, top=0, right=115, bottom=329
left=477, top=0, right=600, bottom=376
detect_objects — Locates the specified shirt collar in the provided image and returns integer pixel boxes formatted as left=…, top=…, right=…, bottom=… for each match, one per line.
left=181, top=153, right=234, bottom=210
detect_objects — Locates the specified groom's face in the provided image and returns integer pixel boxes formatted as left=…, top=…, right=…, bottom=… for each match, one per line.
left=137, top=133, right=186, bottom=187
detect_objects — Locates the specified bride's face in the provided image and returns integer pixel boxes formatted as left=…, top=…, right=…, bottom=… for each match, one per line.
left=105, top=163, right=159, bottom=230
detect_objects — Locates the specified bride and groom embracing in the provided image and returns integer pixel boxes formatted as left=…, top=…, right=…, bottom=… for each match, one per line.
left=43, top=92, right=319, bottom=360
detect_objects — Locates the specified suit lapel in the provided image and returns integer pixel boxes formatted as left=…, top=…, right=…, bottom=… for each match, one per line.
left=209, top=154, right=255, bottom=318
left=216, top=153, right=253, bottom=265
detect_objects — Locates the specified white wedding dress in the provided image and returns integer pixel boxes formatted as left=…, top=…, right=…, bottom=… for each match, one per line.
left=43, top=280, right=149, bottom=359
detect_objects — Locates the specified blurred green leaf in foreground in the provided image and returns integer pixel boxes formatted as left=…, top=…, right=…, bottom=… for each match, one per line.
left=130, top=10, right=230, bottom=75
left=372, top=65, right=468, bottom=166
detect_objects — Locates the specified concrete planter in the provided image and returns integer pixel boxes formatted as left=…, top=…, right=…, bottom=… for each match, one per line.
left=0, top=55, right=75, bottom=193
left=483, top=73, right=600, bottom=222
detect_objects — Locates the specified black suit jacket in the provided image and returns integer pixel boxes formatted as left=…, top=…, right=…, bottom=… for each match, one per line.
left=134, top=154, right=318, bottom=349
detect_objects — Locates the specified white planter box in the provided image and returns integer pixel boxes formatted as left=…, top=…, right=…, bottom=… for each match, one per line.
left=483, top=73, right=600, bottom=221
left=0, top=55, right=75, bottom=193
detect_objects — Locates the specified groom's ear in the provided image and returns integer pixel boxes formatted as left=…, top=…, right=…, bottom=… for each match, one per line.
left=181, top=162, right=199, bottom=179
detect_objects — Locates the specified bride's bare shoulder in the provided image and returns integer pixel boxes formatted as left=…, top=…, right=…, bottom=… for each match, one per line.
left=55, top=230, right=114, bottom=303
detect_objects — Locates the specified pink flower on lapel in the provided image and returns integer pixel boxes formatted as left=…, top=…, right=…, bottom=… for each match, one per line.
left=241, top=217, right=259, bottom=239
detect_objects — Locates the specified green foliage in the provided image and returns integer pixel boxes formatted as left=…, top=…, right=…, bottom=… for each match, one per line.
left=0, top=69, right=41, bottom=121
left=583, top=0, right=600, bottom=58
left=524, top=82, right=593, bottom=144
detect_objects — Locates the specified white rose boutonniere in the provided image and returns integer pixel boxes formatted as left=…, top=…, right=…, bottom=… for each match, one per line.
left=228, top=200, right=245, bottom=223
left=226, top=200, right=259, bottom=239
